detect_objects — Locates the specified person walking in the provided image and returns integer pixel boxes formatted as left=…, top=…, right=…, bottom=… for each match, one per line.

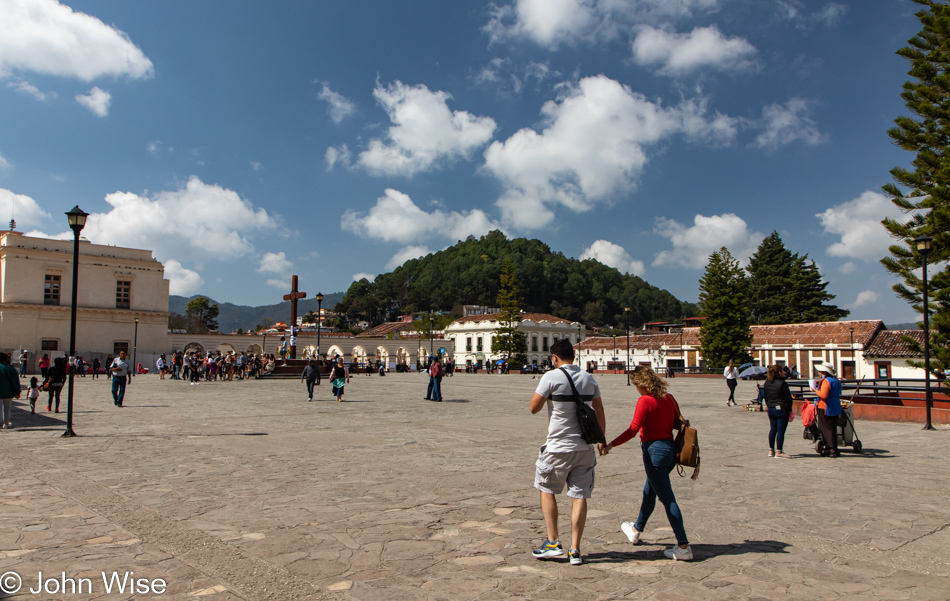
left=27, top=376, right=40, bottom=414
left=724, top=359, right=739, bottom=406
left=18, top=350, right=28, bottom=377
left=91, top=357, right=101, bottom=380
left=42, top=356, right=67, bottom=412
left=39, top=354, right=50, bottom=380
left=156, top=355, right=166, bottom=380
left=329, top=357, right=349, bottom=402
left=764, top=364, right=794, bottom=458
left=110, top=351, right=130, bottom=407
left=424, top=357, right=444, bottom=402
left=528, top=339, right=605, bottom=566
left=599, top=366, right=692, bottom=561
left=810, top=363, right=842, bottom=457
left=105, top=354, right=113, bottom=380
left=0, top=353, right=21, bottom=429
left=301, top=359, right=321, bottom=401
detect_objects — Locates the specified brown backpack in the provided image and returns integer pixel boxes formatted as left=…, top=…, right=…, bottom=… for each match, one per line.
left=671, top=395, right=700, bottom=480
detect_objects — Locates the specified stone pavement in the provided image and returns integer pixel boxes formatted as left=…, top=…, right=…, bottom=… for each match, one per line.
left=0, top=373, right=948, bottom=601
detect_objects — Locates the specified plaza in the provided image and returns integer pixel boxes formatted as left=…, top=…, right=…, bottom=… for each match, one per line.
left=0, top=373, right=948, bottom=601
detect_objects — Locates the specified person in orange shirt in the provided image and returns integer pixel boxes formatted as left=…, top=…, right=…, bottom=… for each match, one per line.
left=810, top=363, right=842, bottom=457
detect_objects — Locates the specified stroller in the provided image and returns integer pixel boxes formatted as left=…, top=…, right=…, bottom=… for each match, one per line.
left=802, top=400, right=863, bottom=454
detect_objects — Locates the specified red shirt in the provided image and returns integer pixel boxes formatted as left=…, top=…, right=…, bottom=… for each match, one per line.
left=610, top=393, right=679, bottom=447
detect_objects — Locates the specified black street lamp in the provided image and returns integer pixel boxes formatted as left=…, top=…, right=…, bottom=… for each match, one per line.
left=132, top=318, right=139, bottom=382
left=915, top=235, right=935, bottom=431
left=849, top=327, right=854, bottom=379
left=429, top=314, right=434, bottom=359
left=625, top=307, right=631, bottom=386
left=576, top=324, right=582, bottom=366
left=316, top=292, right=324, bottom=361
left=63, top=206, right=87, bottom=438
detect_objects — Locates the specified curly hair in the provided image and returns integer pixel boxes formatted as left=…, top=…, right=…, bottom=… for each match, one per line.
left=632, top=365, right=668, bottom=398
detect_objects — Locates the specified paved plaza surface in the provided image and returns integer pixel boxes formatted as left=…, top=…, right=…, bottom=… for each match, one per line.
left=1, top=372, right=948, bottom=601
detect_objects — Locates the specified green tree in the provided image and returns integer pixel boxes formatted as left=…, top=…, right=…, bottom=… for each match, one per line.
left=186, top=296, right=219, bottom=332
left=698, top=248, right=753, bottom=369
left=747, top=232, right=848, bottom=324
left=492, top=260, right=528, bottom=366
left=882, top=0, right=950, bottom=375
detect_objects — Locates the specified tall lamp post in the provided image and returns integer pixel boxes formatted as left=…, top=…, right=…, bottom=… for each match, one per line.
left=577, top=324, right=582, bottom=366
left=63, top=206, right=87, bottom=438
left=849, top=327, right=854, bottom=379
left=624, top=307, right=631, bottom=386
left=429, top=314, right=434, bottom=360
left=316, top=292, right=323, bottom=361
left=132, top=317, right=139, bottom=382
left=915, top=235, right=935, bottom=431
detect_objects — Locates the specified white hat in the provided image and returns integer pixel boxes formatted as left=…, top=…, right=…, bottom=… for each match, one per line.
left=815, top=363, right=836, bottom=376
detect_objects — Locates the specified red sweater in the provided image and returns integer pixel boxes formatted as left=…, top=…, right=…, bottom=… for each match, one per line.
left=610, top=394, right=679, bottom=447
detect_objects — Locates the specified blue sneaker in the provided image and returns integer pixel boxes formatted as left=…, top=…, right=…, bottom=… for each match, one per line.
left=532, top=539, right=563, bottom=559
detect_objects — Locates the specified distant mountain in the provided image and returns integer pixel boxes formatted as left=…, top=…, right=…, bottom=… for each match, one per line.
left=170, top=292, right=345, bottom=333
left=886, top=322, right=921, bottom=330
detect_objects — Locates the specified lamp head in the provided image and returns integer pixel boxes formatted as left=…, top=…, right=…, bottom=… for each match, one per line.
left=915, top=234, right=932, bottom=253
left=134, top=318, right=139, bottom=324
left=66, top=206, right=88, bottom=233
left=316, top=292, right=324, bottom=302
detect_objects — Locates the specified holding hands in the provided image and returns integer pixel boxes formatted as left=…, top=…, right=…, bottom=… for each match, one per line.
left=597, top=442, right=612, bottom=456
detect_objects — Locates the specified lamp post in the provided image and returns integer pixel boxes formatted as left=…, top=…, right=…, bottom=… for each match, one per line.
left=316, top=292, right=323, bottom=362
left=625, top=307, right=631, bottom=385
left=132, top=318, right=139, bottom=382
left=915, top=235, right=935, bottom=431
left=429, top=314, right=434, bottom=359
left=577, top=324, right=582, bottom=366
left=63, top=206, right=87, bottom=438
left=849, top=327, right=854, bottom=379
left=680, top=329, right=684, bottom=376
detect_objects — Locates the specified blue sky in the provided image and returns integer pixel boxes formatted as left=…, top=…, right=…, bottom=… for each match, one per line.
left=0, top=0, right=927, bottom=323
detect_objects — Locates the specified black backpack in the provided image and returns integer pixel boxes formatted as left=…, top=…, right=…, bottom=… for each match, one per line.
left=557, top=367, right=606, bottom=445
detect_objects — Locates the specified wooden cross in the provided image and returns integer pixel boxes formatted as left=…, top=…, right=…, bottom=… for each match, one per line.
left=283, top=275, right=307, bottom=359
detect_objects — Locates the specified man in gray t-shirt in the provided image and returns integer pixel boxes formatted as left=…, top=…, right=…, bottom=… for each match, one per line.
left=528, top=339, right=605, bottom=566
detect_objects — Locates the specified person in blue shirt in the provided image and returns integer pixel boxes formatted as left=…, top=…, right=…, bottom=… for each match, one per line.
left=810, top=363, right=842, bottom=457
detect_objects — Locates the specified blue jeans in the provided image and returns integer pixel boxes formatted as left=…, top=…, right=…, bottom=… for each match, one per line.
left=112, top=377, right=126, bottom=406
left=635, top=438, right=689, bottom=546
left=426, top=376, right=442, bottom=400
left=767, top=407, right=789, bottom=451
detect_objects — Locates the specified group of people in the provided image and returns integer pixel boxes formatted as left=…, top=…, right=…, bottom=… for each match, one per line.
left=300, top=357, right=350, bottom=402
left=159, top=350, right=276, bottom=384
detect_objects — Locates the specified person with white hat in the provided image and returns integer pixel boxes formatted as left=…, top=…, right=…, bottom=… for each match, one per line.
left=810, top=363, right=842, bottom=457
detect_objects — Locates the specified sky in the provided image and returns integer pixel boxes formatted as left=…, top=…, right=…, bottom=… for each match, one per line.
left=0, top=0, right=930, bottom=323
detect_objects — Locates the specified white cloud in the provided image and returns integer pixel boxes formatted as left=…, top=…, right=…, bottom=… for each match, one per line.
left=0, top=188, right=51, bottom=226
left=778, top=1, right=847, bottom=27
left=354, top=81, right=497, bottom=176
left=325, top=144, right=351, bottom=171
left=838, top=261, right=856, bottom=274
left=484, top=0, right=721, bottom=47
left=817, top=190, right=911, bottom=261
left=473, top=58, right=558, bottom=96
left=250, top=161, right=262, bottom=171
left=653, top=213, right=764, bottom=269
left=341, top=188, right=501, bottom=244
left=755, top=98, right=827, bottom=150
left=317, top=82, right=357, bottom=123
left=631, top=25, right=757, bottom=76
left=386, top=245, right=431, bottom=270
left=580, top=240, right=645, bottom=275
left=0, top=0, right=153, bottom=81
left=850, top=289, right=879, bottom=309
left=483, top=75, right=737, bottom=230
left=75, top=87, right=111, bottom=117
left=164, top=259, right=204, bottom=296
left=352, top=272, right=376, bottom=282
left=258, top=251, right=293, bottom=275
left=7, top=78, right=55, bottom=101
left=0, top=153, right=10, bottom=170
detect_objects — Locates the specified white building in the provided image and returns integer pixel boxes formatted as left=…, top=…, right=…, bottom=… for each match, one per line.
left=445, top=312, right=584, bottom=368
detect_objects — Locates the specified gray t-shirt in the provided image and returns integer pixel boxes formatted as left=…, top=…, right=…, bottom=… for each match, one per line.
left=534, top=365, right=601, bottom=453
left=111, top=358, right=129, bottom=378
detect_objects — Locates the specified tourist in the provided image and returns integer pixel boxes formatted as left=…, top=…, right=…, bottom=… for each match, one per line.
left=724, top=359, right=739, bottom=406
left=279, top=337, right=288, bottom=362
left=329, top=357, right=349, bottom=402
left=75, top=355, right=85, bottom=377
left=528, top=339, right=605, bottom=566
left=424, top=357, right=444, bottom=402
left=172, top=351, right=182, bottom=380
left=91, top=357, right=101, bottom=380
left=0, top=353, right=21, bottom=429
left=39, top=354, right=50, bottom=380
left=156, top=354, right=166, bottom=380
left=599, top=366, right=692, bottom=561
left=110, top=351, right=130, bottom=406
left=105, top=354, right=114, bottom=380
left=764, top=364, right=794, bottom=458
left=42, top=357, right=67, bottom=412
left=301, top=359, right=321, bottom=401
left=27, top=376, right=40, bottom=414
left=18, top=349, right=28, bottom=376
left=810, top=363, right=842, bottom=457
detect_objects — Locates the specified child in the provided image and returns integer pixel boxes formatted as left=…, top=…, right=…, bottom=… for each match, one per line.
left=28, top=376, right=40, bottom=414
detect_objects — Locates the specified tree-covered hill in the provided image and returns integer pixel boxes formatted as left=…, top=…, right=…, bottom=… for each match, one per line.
left=335, top=230, right=696, bottom=328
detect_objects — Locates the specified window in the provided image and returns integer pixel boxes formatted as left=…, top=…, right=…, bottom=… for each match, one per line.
left=466, top=337, right=472, bottom=352
left=543, top=336, right=549, bottom=352
left=41, top=340, right=59, bottom=351
left=875, top=361, right=891, bottom=379
left=116, top=280, right=131, bottom=309
left=532, top=336, right=538, bottom=352
left=476, top=336, right=483, bottom=352
left=113, top=342, right=130, bottom=356
left=44, top=274, right=60, bottom=305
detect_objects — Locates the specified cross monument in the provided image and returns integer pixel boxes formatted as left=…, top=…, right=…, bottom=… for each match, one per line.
left=283, top=275, right=307, bottom=359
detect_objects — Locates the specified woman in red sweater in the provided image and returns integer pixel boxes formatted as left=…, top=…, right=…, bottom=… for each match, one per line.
left=600, top=366, right=692, bottom=560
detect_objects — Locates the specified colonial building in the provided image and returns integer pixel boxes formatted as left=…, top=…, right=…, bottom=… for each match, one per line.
left=445, top=312, right=584, bottom=368
left=0, top=231, right=169, bottom=370
left=862, top=329, right=926, bottom=379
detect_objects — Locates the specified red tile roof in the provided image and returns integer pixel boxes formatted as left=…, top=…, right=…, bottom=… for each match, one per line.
left=863, top=330, right=924, bottom=357
left=452, top=312, right=576, bottom=325
left=749, top=320, right=882, bottom=347
left=357, top=322, right=414, bottom=338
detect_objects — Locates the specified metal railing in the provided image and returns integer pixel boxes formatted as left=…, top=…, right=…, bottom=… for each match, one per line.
left=784, top=378, right=948, bottom=404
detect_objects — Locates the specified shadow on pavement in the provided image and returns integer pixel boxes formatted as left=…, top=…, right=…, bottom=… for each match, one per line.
left=586, top=539, right=790, bottom=563
left=791, top=448, right=893, bottom=459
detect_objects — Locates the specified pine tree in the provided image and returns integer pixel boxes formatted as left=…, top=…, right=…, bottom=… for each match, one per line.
left=882, top=0, right=950, bottom=375
left=698, top=248, right=753, bottom=369
left=791, top=256, right=850, bottom=322
left=492, top=260, right=528, bottom=366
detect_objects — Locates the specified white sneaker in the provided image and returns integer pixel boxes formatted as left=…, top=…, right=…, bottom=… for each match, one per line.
left=621, top=522, right=641, bottom=544
left=663, top=545, right=693, bottom=561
